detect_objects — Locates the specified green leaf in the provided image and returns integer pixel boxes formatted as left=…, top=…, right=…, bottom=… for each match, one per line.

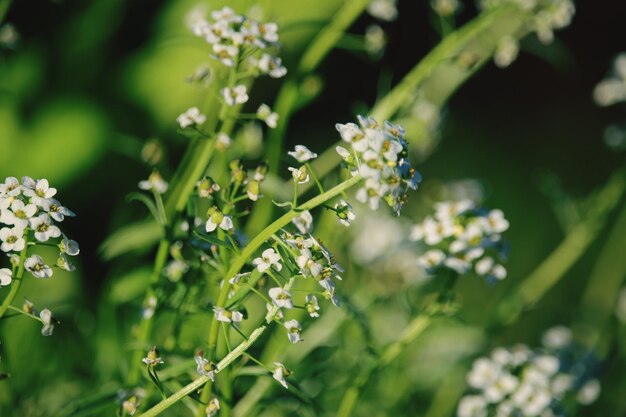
left=99, top=218, right=161, bottom=260
left=127, top=192, right=164, bottom=226
left=108, top=266, right=151, bottom=304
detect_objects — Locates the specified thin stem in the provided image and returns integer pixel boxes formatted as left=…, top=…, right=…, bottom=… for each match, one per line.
left=306, top=162, right=325, bottom=194
left=127, top=239, right=171, bottom=386
left=0, top=237, right=29, bottom=320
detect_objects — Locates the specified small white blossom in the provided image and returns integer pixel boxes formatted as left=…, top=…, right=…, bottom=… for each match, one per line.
left=177, top=107, right=206, bottom=128
left=0, top=268, right=12, bottom=286
left=138, top=171, right=168, bottom=194
left=257, top=53, right=287, bottom=78
left=25, top=254, right=53, bottom=279
left=39, top=308, right=55, bottom=336
left=268, top=287, right=293, bottom=309
left=284, top=319, right=303, bottom=344
left=272, top=362, right=290, bottom=389
left=252, top=248, right=283, bottom=273
left=257, top=104, right=279, bottom=128
left=292, top=210, right=313, bottom=234
left=221, top=85, right=249, bottom=106
left=288, top=145, right=317, bottom=163
left=334, top=199, right=356, bottom=226
left=205, top=207, right=234, bottom=233
left=494, top=36, right=519, bottom=68
left=305, top=294, right=320, bottom=318
left=206, top=398, right=220, bottom=417
left=44, top=199, right=75, bottom=222
left=142, top=346, right=164, bottom=367
left=288, top=166, right=309, bottom=184
left=213, top=306, right=243, bottom=323
left=0, top=226, right=25, bottom=252
left=367, top=0, right=398, bottom=21
left=29, top=213, right=61, bottom=242
left=577, top=379, right=601, bottom=405
left=365, top=24, right=386, bottom=56
left=1, top=200, right=37, bottom=229
left=194, top=353, right=216, bottom=381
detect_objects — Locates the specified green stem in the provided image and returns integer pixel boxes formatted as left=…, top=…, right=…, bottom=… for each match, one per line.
left=127, top=239, right=171, bottom=386
left=0, top=238, right=29, bottom=321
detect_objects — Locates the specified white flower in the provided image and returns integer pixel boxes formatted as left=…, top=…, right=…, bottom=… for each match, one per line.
left=494, top=36, right=519, bottom=68
left=334, top=199, right=356, bottom=226
left=217, top=132, right=232, bottom=149
left=206, top=398, right=220, bottom=417
left=284, top=319, right=303, bottom=343
left=296, top=249, right=323, bottom=277
left=221, top=85, right=249, bottom=106
left=292, top=210, right=313, bottom=234
left=305, top=294, right=320, bottom=318
left=272, top=362, right=290, bottom=389
left=44, top=198, right=75, bottom=222
left=205, top=207, right=234, bottom=233
left=467, top=358, right=501, bottom=389
left=0, top=226, right=25, bottom=252
left=194, top=353, right=216, bottom=381
left=213, top=306, right=243, bottom=323
left=0, top=177, right=21, bottom=197
left=457, top=395, right=487, bottom=417
left=1, top=200, right=37, bottom=228
left=288, top=166, right=309, bottom=184
left=365, top=24, right=386, bottom=56
left=367, top=0, right=398, bottom=21
left=29, top=213, right=61, bottom=242
left=269, top=287, right=293, bottom=309
left=432, top=0, right=460, bottom=16
left=25, top=254, right=53, bottom=279
left=39, top=308, right=55, bottom=336
left=22, top=179, right=57, bottom=207
left=257, top=104, right=279, bottom=128
left=60, top=235, right=80, bottom=256
left=138, top=171, right=168, bottom=194
left=577, top=379, right=601, bottom=405
left=252, top=248, right=283, bottom=273
left=475, top=257, right=507, bottom=281
left=542, top=326, right=572, bottom=350
left=177, top=107, right=207, bottom=128
left=257, top=53, right=287, bottom=78
left=417, top=249, right=446, bottom=270
left=288, top=145, right=317, bottom=163
left=57, top=253, right=76, bottom=272
left=0, top=268, right=12, bottom=286
left=211, top=43, right=239, bottom=67
left=142, top=347, right=164, bottom=367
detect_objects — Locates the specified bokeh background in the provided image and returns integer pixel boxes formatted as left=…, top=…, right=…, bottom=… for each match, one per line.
left=0, top=0, right=625, bottom=416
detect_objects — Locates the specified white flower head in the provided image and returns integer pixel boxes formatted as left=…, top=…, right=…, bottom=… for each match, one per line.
left=0, top=226, right=26, bottom=252
left=142, top=346, right=164, bottom=367
left=257, top=53, right=287, bottom=78
left=45, top=198, right=75, bottom=222
left=138, top=171, right=168, bottom=194
left=221, top=85, right=249, bottom=106
left=213, top=306, right=243, bottom=323
left=284, top=319, right=303, bottom=343
left=257, top=104, right=279, bottom=128
left=39, top=308, right=55, bottom=336
left=29, top=213, right=61, bottom=242
left=288, top=166, right=309, bottom=184
left=252, top=248, right=283, bottom=273
left=0, top=268, right=12, bottom=286
left=288, top=145, right=317, bottom=163
left=269, top=287, right=293, bottom=309
left=365, top=24, right=386, bottom=56
left=305, top=294, right=320, bottom=318
left=367, top=0, right=398, bottom=21
left=177, top=107, right=207, bottom=128
left=206, top=397, right=221, bottom=417
left=292, top=210, right=313, bottom=234
left=334, top=199, right=356, bottom=226
left=205, top=206, right=234, bottom=233
left=25, top=254, right=53, bottom=279
left=1, top=200, right=37, bottom=229
left=273, top=362, right=290, bottom=389
left=194, top=352, right=216, bottom=381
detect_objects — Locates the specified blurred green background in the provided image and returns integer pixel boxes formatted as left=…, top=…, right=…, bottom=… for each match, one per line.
left=0, top=0, right=625, bottom=416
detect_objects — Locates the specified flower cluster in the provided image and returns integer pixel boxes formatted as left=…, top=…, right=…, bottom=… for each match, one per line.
left=336, top=116, right=421, bottom=213
left=188, top=6, right=286, bottom=78
left=457, top=326, right=601, bottom=417
left=593, top=53, right=626, bottom=107
left=0, top=176, right=79, bottom=281
left=480, top=0, right=575, bottom=45
left=409, top=200, right=509, bottom=282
